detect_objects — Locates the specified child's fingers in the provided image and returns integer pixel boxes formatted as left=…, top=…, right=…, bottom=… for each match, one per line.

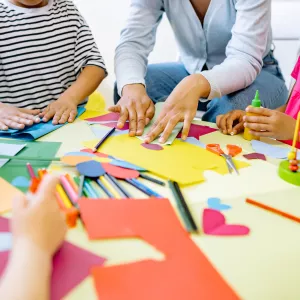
left=58, top=110, right=71, bottom=124
left=216, top=115, right=223, bottom=129
left=19, top=108, right=41, bottom=116
left=52, top=109, right=64, bottom=125
left=244, top=122, right=271, bottom=132
left=0, top=121, right=8, bottom=130
left=43, top=109, right=55, bottom=122
left=10, top=115, right=33, bottom=126
left=12, top=194, right=28, bottom=213
left=246, top=107, right=272, bottom=116
left=3, top=118, right=25, bottom=129
left=68, top=110, right=77, bottom=123
left=244, top=115, right=269, bottom=124
left=232, top=122, right=245, bottom=135
left=219, top=114, right=229, bottom=134
left=249, top=130, right=273, bottom=138
left=35, top=175, right=60, bottom=205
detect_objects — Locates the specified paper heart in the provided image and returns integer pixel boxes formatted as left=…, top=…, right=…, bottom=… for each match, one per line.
left=202, top=209, right=250, bottom=236
left=207, top=198, right=232, bottom=211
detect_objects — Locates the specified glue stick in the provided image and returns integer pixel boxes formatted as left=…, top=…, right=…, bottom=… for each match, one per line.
left=244, top=90, right=261, bottom=141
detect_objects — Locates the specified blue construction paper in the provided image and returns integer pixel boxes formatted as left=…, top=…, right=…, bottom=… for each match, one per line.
left=182, top=137, right=205, bottom=148
left=0, top=107, right=85, bottom=141
left=90, top=125, right=128, bottom=138
left=207, top=198, right=232, bottom=211
left=11, top=176, right=30, bottom=188
left=76, top=160, right=105, bottom=178
left=251, top=140, right=300, bottom=159
left=0, top=233, right=12, bottom=252
left=65, top=151, right=95, bottom=157
left=110, top=159, right=147, bottom=172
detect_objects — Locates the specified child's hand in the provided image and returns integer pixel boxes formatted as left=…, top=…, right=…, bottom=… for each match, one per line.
left=0, top=104, right=40, bottom=130
left=244, top=107, right=296, bottom=140
left=40, top=98, right=78, bottom=125
left=216, top=110, right=246, bottom=135
left=12, top=175, right=67, bottom=257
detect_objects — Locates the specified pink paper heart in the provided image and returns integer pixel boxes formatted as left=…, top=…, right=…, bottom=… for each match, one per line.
left=202, top=209, right=250, bottom=236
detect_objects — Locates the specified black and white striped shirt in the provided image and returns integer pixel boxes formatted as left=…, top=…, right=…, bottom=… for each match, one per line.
left=0, top=0, right=106, bottom=109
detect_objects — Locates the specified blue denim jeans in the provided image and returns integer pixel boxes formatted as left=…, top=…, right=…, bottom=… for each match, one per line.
left=114, top=52, right=288, bottom=122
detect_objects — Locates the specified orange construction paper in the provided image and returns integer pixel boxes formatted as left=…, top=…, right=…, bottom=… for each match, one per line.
left=61, top=156, right=92, bottom=166
left=0, top=177, right=23, bottom=213
left=79, top=198, right=239, bottom=300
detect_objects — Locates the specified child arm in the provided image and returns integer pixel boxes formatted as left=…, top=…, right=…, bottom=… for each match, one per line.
left=0, top=176, right=66, bottom=300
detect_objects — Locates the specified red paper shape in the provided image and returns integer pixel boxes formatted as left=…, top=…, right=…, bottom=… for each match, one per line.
left=102, top=163, right=139, bottom=179
left=81, top=148, right=108, bottom=158
left=202, top=209, right=250, bottom=236
left=86, top=112, right=120, bottom=123
left=177, top=124, right=217, bottom=139
left=243, top=153, right=267, bottom=161
left=79, top=199, right=239, bottom=300
left=0, top=217, right=105, bottom=300
left=141, top=143, right=164, bottom=151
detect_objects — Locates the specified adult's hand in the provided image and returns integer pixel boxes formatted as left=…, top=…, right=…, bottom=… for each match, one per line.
left=108, top=84, right=155, bottom=136
left=144, top=74, right=210, bottom=144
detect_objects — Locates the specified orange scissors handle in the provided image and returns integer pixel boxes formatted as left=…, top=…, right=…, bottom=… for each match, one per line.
left=227, top=145, right=242, bottom=157
left=206, top=144, right=224, bottom=156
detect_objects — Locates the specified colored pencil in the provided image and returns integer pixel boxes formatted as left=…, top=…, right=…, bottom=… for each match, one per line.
left=84, top=180, right=98, bottom=198
left=93, top=127, right=116, bottom=152
left=99, top=176, right=120, bottom=199
left=131, top=178, right=163, bottom=198
left=139, top=173, right=165, bottom=186
left=0, top=155, right=60, bottom=161
left=105, top=174, right=131, bottom=198
left=60, top=175, right=78, bottom=205
left=55, top=191, right=67, bottom=210
left=74, top=177, right=88, bottom=197
left=246, top=198, right=300, bottom=224
left=38, top=169, right=45, bottom=180
left=96, top=179, right=114, bottom=198
left=56, top=184, right=73, bottom=209
left=78, top=175, right=85, bottom=198
left=26, top=162, right=36, bottom=179
left=88, top=179, right=105, bottom=198
left=66, top=174, right=78, bottom=193
left=168, top=181, right=198, bottom=233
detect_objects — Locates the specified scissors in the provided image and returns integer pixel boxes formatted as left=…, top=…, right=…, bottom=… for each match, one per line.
left=206, top=144, right=242, bottom=175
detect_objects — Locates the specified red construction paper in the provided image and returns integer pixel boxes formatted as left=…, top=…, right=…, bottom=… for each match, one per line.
left=141, top=143, right=164, bottom=151
left=86, top=112, right=120, bottom=123
left=202, top=209, right=250, bottom=236
left=102, top=163, right=139, bottom=179
left=79, top=199, right=239, bottom=300
left=81, top=148, right=108, bottom=158
left=177, top=124, right=217, bottom=139
left=0, top=217, right=105, bottom=300
left=243, top=153, right=267, bottom=161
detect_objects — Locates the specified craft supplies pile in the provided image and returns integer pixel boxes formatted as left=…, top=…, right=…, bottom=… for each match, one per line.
left=0, top=98, right=299, bottom=300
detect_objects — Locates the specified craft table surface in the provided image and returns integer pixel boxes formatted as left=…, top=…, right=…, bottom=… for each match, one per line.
left=7, top=118, right=300, bottom=299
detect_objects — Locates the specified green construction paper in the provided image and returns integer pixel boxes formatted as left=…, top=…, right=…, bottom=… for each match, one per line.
left=137, top=103, right=183, bottom=145
left=0, top=139, right=61, bottom=192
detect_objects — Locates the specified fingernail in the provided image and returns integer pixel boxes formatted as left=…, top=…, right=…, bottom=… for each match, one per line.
left=230, top=132, right=234, bottom=136
left=244, top=123, right=248, bottom=127
left=159, top=138, right=164, bottom=143
left=181, top=135, right=187, bottom=141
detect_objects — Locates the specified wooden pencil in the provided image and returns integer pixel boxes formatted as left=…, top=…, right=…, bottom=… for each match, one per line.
left=139, top=173, right=165, bottom=186
left=92, top=127, right=116, bottom=152
left=168, top=180, right=198, bottom=233
left=106, top=174, right=132, bottom=198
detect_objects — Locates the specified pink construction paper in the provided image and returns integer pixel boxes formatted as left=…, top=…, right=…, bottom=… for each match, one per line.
left=0, top=217, right=9, bottom=232
left=86, top=113, right=120, bottom=123
left=0, top=217, right=106, bottom=300
left=202, top=209, right=250, bottom=236
left=177, top=124, right=217, bottom=139
left=141, top=143, right=164, bottom=151
left=243, top=153, right=267, bottom=161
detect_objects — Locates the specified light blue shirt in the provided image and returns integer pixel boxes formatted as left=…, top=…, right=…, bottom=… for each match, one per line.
left=115, top=0, right=272, bottom=100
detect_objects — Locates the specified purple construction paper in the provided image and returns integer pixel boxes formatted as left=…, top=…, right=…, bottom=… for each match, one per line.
left=243, top=153, right=267, bottom=161
left=141, top=143, right=164, bottom=151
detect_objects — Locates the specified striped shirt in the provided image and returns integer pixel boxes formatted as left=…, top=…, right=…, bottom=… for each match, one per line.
left=0, top=0, right=106, bottom=109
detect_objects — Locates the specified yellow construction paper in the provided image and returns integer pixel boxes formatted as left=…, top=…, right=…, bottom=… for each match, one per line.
left=83, top=135, right=249, bottom=186
left=79, top=92, right=107, bottom=120
left=0, top=177, right=23, bottom=213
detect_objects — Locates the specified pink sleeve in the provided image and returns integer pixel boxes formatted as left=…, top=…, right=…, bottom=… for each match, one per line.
left=291, top=57, right=300, bottom=80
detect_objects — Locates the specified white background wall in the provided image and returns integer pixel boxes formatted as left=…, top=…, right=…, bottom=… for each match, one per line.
left=75, top=0, right=300, bottom=106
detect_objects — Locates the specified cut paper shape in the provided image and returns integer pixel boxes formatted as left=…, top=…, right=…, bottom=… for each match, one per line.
left=61, top=155, right=93, bottom=166
left=183, top=137, right=206, bottom=148
left=207, top=198, right=232, bottom=211
left=86, top=112, right=120, bottom=123
left=76, top=160, right=105, bottom=178
left=0, top=178, right=23, bottom=213
left=141, top=143, right=164, bottom=151
left=103, top=163, right=139, bottom=179
left=202, top=209, right=250, bottom=236
left=65, top=151, right=96, bottom=157
left=90, top=125, right=128, bottom=139
left=251, top=140, right=300, bottom=160
left=0, top=233, right=12, bottom=252
left=0, top=143, right=26, bottom=168
left=110, top=159, right=147, bottom=172
left=80, top=148, right=108, bottom=158
left=0, top=216, right=106, bottom=300
left=11, top=176, right=30, bottom=188
left=83, top=135, right=249, bottom=185
left=243, top=153, right=267, bottom=161
left=79, top=92, right=106, bottom=120
left=88, top=121, right=129, bottom=131
left=177, top=124, right=217, bottom=139
left=0, top=107, right=85, bottom=141
left=78, top=199, right=239, bottom=300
